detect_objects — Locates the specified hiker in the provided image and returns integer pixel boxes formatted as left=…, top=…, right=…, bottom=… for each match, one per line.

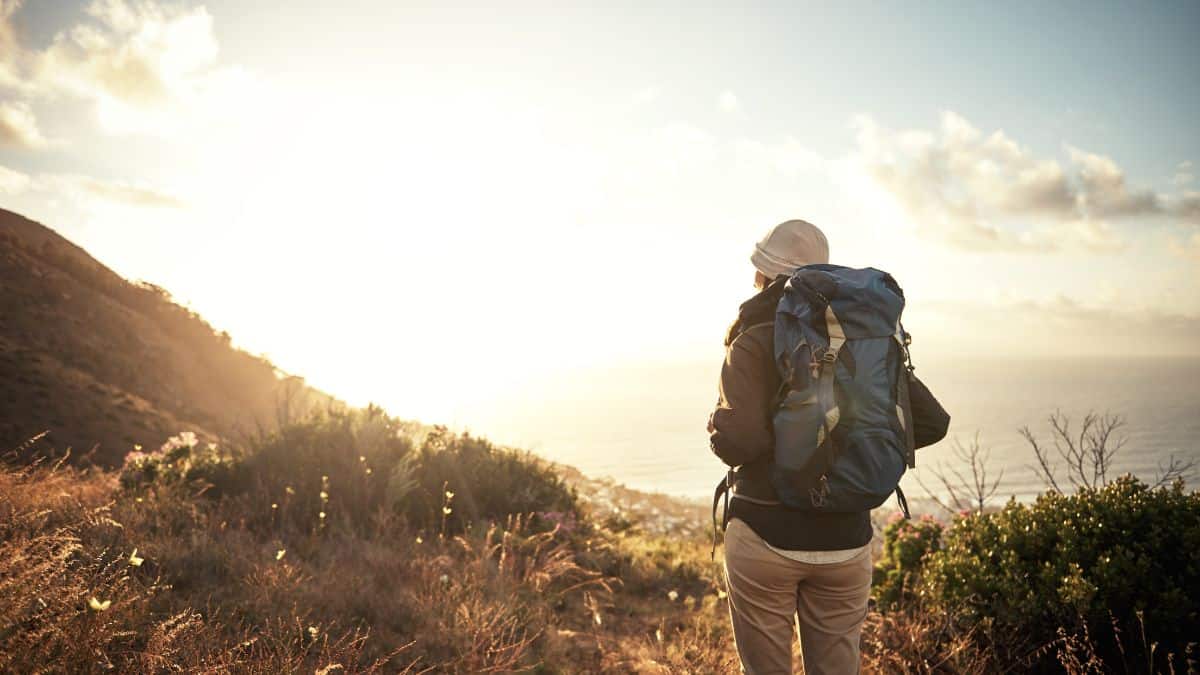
left=708, top=219, right=950, bottom=675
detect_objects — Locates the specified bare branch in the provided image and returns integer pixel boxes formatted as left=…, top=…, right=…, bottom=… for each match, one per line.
left=917, top=433, right=1002, bottom=514
left=1022, top=425, right=1062, bottom=493
left=1151, top=455, right=1196, bottom=490
left=1024, top=410, right=1131, bottom=493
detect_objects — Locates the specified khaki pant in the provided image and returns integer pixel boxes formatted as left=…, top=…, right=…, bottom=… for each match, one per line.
left=723, top=518, right=872, bottom=675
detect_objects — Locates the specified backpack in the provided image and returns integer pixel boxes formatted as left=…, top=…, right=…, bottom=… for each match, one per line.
left=711, top=264, right=917, bottom=548
left=769, top=264, right=916, bottom=514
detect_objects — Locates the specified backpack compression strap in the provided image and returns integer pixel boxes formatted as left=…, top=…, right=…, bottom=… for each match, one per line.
left=892, top=322, right=916, bottom=468
left=805, top=306, right=846, bottom=508
left=893, top=321, right=915, bottom=519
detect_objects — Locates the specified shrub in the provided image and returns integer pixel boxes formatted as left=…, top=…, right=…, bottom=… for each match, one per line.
left=235, top=406, right=415, bottom=535
left=871, top=513, right=944, bottom=612
left=401, top=427, right=579, bottom=533
left=921, top=475, right=1200, bottom=669
left=119, top=431, right=243, bottom=497
left=118, top=414, right=579, bottom=540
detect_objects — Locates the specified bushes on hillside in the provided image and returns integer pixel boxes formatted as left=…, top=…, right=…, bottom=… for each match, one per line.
left=118, top=410, right=578, bottom=537
left=400, top=426, right=578, bottom=533
left=119, top=431, right=242, bottom=496
left=871, top=513, right=942, bottom=612
left=873, top=476, right=1200, bottom=670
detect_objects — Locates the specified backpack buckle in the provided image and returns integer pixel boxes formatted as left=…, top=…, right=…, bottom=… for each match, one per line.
left=809, top=475, right=830, bottom=508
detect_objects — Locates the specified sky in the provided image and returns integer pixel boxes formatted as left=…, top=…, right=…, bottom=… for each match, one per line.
left=1, top=0, right=1199, bottom=432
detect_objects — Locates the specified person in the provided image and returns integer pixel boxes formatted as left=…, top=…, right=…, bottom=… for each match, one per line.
left=708, top=219, right=950, bottom=675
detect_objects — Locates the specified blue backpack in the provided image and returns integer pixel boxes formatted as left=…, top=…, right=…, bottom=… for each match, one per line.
left=710, top=265, right=918, bottom=556
left=769, top=264, right=916, bottom=514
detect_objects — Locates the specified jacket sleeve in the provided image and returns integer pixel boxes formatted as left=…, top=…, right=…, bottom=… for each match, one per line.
left=708, top=329, right=776, bottom=467
left=908, top=373, right=950, bottom=449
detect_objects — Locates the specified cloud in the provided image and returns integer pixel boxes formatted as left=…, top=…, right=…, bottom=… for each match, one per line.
left=0, top=163, right=30, bottom=193
left=854, top=112, right=1200, bottom=253
left=1, top=0, right=254, bottom=137
left=0, top=162, right=183, bottom=208
left=0, top=0, right=27, bottom=89
left=0, top=100, right=47, bottom=147
left=917, top=295, right=1200, bottom=357
left=69, top=174, right=185, bottom=208
left=37, top=0, right=218, bottom=105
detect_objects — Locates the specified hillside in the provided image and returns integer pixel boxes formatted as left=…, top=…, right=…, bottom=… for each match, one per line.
left=0, top=208, right=333, bottom=466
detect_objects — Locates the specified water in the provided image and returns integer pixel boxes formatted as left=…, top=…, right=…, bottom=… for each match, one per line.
left=489, top=356, right=1200, bottom=502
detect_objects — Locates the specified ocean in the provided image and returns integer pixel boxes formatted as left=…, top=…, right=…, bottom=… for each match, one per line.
left=491, top=356, right=1200, bottom=503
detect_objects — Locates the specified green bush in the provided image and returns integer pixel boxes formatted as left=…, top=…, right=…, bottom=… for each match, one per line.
left=922, top=476, right=1200, bottom=669
left=118, top=412, right=578, bottom=539
left=236, top=406, right=415, bottom=534
left=401, top=426, right=579, bottom=533
left=872, top=513, right=943, bottom=612
left=119, top=431, right=243, bottom=497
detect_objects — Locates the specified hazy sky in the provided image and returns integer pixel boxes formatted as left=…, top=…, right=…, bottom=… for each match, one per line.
left=2, top=1, right=1198, bottom=428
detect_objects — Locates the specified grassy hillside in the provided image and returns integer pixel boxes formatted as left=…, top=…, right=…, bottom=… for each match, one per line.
left=2, top=412, right=1024, bottom=674
left=0, top=208, right=333, bottom=466
left=0, top=416, right=742, bottom=673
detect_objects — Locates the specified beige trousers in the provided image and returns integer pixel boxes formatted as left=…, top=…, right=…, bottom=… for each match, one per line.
left=723, top=518, right=872, bottom=675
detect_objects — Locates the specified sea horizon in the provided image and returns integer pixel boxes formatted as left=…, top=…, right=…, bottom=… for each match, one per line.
left=475, top=354, right=1200, bottom=503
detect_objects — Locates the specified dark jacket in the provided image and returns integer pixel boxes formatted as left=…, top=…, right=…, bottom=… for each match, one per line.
left=709, top=276, right=950, bottom=550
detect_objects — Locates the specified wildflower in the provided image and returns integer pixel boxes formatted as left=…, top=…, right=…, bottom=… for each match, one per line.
left=442, top=506, right=452, bottom=515
left=308, top=626, right=319, bottom=638
left=319, top=511, right=326, bottom=519
left=285, top=486, right=295, bottom=495
left=445, top=490, right=455, bottom=499
left=655, top=628, right=664, bottom=643
left=128, top=548, right=143, bottom=567
left=365, top=467, right=372, bottom=475
left=88, top=597, right=111, bottom=611
left=276, top=549, right=286, bottom=560
left=320, top=491, right=329, bottom=501
left=717, top=589, right=728, bottom=599
left=415, top=536, right=423, bottom=544
left=359, top=455, right=366, bottom=462
left=667, top=590, right=679, bottom=602
left=439, top=574, right=449, bottom=585
left=271, top=503, right=278, bottom=510
left=133, top=444, right=142, bottom=451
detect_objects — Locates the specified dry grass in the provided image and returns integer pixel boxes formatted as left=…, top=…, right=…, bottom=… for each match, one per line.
left=4, top=450, right=1145, bottom=673
left=0, top=456, right=744, bottom=673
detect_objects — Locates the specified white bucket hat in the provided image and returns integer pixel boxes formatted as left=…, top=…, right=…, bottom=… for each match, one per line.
left=750, top=219, right=829, bottom=278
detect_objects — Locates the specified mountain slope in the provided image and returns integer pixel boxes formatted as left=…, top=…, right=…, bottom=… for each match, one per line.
left=0, top=207, right=333, bottom=465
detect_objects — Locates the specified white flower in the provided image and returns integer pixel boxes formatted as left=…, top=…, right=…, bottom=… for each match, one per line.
left=667, top=590, right=679, bottom=602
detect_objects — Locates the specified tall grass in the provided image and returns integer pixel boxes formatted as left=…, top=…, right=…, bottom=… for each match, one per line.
left=0, top=416, right=739, bottom=673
